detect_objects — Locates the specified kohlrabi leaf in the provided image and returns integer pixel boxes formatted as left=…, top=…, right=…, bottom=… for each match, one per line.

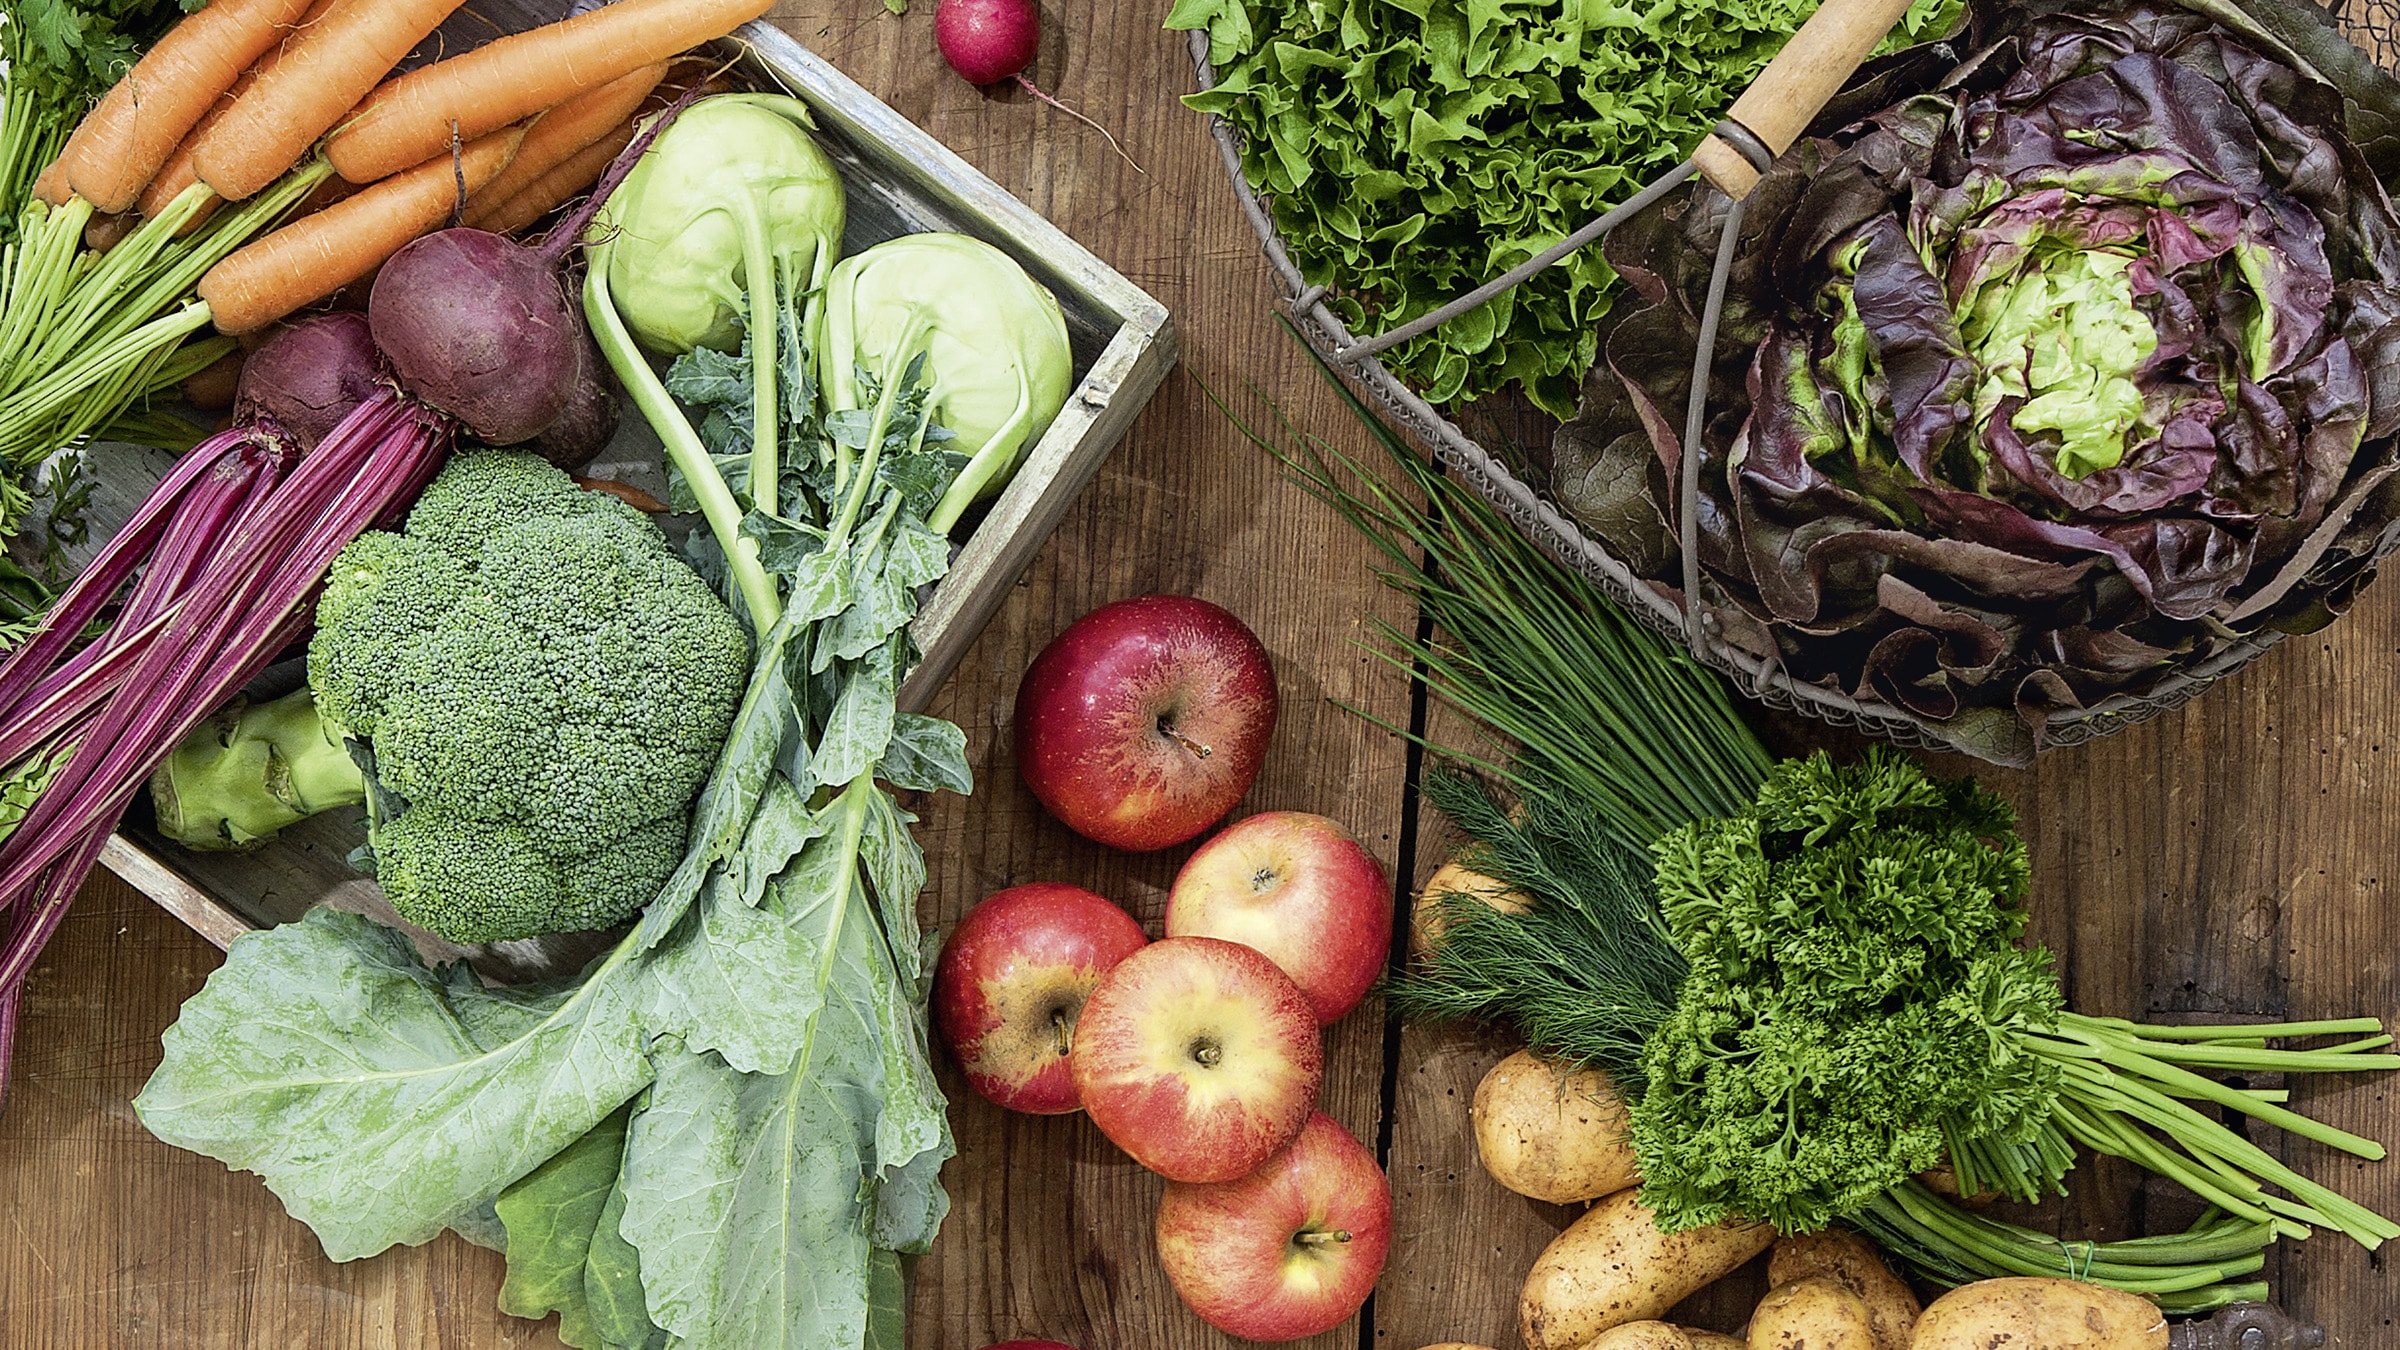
left=878, top=714, right=972, bottom=796
left=497, top=1104, right=634, bottom=1347
left=133, top=908, right=653, bottom=1262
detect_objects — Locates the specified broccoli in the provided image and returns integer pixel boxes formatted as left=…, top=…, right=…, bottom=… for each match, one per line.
left=151, top=688, right=368, bottom=851
left=303, top=450, right=752, bottom=944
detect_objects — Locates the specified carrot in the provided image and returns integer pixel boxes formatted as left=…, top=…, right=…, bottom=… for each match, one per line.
left=32, top=156, right=70, bottom=208
left=199, top=125, right=523, bottom=335
left=325, top=0, right=769, bottom=185
left=462, top=116, right=636, bottom=236
left=192, top=0, right=470, bottom=203
left=456, top=61, right=667, bottom=224
left=84, top=212, right=138, bottom=254
left=139, top=0, right=345, bottom=225
left=62, top=0, right=319, bottom=213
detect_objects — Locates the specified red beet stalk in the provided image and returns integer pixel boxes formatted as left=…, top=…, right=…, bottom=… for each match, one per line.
left=0, top=389, right=449, bottom=1105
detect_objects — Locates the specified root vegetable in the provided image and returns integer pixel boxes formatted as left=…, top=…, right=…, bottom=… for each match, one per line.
left=199, top=127, right=524, bottom=335
left=139, top=0, right=344, bottom=226
left=936, top=0, right=1040, bottom=85
left=192, top=0, right=469, bottom=202
left=1909, top=1280, right=2166, bottom=1350
left=1472, top=1050, right=1638, bottom=1205
left=459, top=62, right=667, bottom=227
left=236, top=314, right=385, bottom=450
left=1589, top=1324, right=1699, bottom=1349
left=370, top=228, right=580, bottom=444
left=1767, top=1231, right=1918, bottom=1350
left=62, top=0, right=318, bottom=212
left=183, top=351, right=248, bottom=411
left=1518, top=1191, right=1772, bottom=1350
left=1748, top=1278, right=1875, bottom=1350
left=1411, top=859, right=1530, bottom=958
left=326, top=0, right=767, bottom=184
left=462, top=118, right=638, bottom=237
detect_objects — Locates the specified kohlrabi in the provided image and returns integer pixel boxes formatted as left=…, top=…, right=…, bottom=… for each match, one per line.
left=811, top=232, right=1072, bottom=532
left=604, top=93, right=846, bottom=526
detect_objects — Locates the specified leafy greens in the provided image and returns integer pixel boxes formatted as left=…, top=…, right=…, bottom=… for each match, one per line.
left=1553, top=0, right=2400, bottom=762
left=1168, top=0, right=1962, bottom=418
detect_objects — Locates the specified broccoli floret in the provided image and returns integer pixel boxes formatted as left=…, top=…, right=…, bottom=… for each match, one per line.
left=309, top=451, right=751, bottom=944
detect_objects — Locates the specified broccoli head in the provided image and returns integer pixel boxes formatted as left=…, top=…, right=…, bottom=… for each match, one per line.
left=309, top=451, right=751, bottom=943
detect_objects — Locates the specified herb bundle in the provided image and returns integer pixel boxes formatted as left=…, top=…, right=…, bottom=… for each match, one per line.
left=1252, top=342, right=2400, bottom=1309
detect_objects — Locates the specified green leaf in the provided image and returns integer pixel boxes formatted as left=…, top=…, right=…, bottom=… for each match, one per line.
left=497, top=1105, right=634, bottom=1347
left=862, top=1251, right=907, bottom=1350
left=878, top=714, right=971, bottom=795
left=133, top=909, right=652, bottom=1262
left=585, top=1173, right=667, bottom=1349
left=882, top=0, right=907, bottom=12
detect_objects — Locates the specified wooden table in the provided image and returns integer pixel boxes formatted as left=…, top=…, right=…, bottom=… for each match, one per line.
left=6, top=3, right=2399, bottom=1346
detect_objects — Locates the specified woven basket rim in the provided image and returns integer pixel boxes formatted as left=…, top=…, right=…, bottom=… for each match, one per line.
left=1184, top=26, right=2341, bottom=767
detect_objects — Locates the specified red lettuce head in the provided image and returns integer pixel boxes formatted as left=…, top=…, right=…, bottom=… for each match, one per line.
left=1557, top=0, right=2400, bottom=762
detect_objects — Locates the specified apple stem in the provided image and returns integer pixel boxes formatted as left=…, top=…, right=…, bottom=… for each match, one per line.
left=1159, top=718, right=1214, bottom=761
left=1193, top=1041, right=1224, bottom=1068
left=1295, top=1231, right=1353, bottom=1247
left=1051, top=1009, right=1072, bottom=1059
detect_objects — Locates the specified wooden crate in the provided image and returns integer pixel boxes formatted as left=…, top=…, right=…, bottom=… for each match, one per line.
left=97, top=16, right=1175, bottom=971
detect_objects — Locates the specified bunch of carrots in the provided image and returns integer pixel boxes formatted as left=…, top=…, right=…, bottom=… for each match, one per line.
left=42, top=0, right=770, bottom=332
left=0, top=0, right=766, bottom=524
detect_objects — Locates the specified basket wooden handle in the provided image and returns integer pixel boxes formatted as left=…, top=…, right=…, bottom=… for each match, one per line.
left=1694, top=0, right=1918, bottom=199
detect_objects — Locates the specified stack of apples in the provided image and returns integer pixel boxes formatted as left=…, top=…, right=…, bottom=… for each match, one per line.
left=935, top=597, right=1397, bottom=1345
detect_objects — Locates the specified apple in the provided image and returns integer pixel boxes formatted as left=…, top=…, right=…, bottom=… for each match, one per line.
left=1014, top=595, right=1278, bottom=852
left=1166, top=811, right=1392, bottom=1025
left=934, top=884, right=1150, bottom=1115
left=1069, top=936, right=1322, bottom=1182
left=1154, top=1111, right=1393, bottom=1342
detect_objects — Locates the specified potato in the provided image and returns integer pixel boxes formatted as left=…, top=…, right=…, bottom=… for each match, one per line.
left=1519, top=1191, right=1774, bottom=1350
left=1472, top=1050, right=1641, bottom=1204
left=1749, top=1276, right=1876, bottom=1350
left=1910, top=1279, right=2167, bottom=1350
left=1586, top=1324, right=1693, bottom=1349
left=1767, top=1229, right=1920, bottom=1350
left=1411, top=859, right=1531, bottom=957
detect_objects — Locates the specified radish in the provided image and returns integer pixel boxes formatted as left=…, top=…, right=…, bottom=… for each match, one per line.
left=934, top=0, right=1039, bottom=85
left=932, top=0, right=1140, bottom=173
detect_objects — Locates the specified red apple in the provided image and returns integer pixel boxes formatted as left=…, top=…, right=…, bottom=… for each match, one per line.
left=1069, top=936, right=1322, bottom=1182
left=1014, top=595, right=1278, bottom=852
left=1166, top=811, right=1392, bottom=1024
left=934, top=884, right=1149, bottom=1115
left=1155, top=1111, right=1393, bottom=1342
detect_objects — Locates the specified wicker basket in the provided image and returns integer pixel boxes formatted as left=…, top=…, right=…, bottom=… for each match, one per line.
left=1187, top=0, right=2400, bottom=766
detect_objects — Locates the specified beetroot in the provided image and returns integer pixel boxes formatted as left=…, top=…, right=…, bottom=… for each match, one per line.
left=529, top=318, right=624, bottom=471
left=370, top=230, right=580, bottom=446
left=236, top=314, right=387, bottom=451
left=936, top=0, right=1039, bottom=85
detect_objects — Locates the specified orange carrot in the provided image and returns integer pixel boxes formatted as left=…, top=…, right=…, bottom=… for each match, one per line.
left=139, top=0, right=345, bottom=224
left=192, top=0, right=470, bottom=203
left=463, top=115, right=637, bottom=236
left=62, top=0, right=319, bottom=213
left=199, top=125, right=523, bottom=335
left=325, top=0, right=768, bottom=185
left=456, top=61, right=667, bottom=223
left=32, top=155, right=70, bottom=208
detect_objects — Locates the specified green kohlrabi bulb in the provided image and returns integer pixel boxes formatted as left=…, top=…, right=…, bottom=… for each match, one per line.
left=810, top=232, right=1074, bottom=530
left=602, top=94, right=846, bottom=356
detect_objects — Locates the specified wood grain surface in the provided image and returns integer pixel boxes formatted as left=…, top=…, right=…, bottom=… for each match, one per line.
left=6, top=2, right=2400, bottom=1348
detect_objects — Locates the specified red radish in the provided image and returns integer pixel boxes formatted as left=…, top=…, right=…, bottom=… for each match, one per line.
left=931, top=0, right=1141, bottom=173
left=934, top=0, right=1039, bottom=86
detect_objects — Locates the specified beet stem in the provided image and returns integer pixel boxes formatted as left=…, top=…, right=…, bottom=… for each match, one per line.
left=540, top=80, right=713, bottom=270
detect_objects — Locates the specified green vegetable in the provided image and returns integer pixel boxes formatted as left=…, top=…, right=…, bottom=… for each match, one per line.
left=1252, top=337, right=2400, bottom=1308
left=496, top=1102, right=666, bottom=1350
left=149, top=687, right=367, bottom=851
left=1167, top=0, right=1961, bottom=417
left=1632, top=751, right=2067, bottom=1234
left=604, top=91, right=845, bottom=579
left=1, top=0, right=195, bottom=236
left=810, top=232, right=1073, bottom=532
left=306, top=451, right=752, bottom=944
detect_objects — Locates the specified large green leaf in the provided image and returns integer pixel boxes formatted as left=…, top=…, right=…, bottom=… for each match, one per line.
left=134, top=909, right=652, bottom=1262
